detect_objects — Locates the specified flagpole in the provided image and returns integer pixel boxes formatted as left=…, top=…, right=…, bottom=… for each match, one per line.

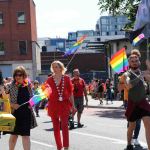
left=123, top=47, right=125, bottom=72
left=147, top=38, right=149, bottom=60
left=65, top=35, right=87, bottom=69
left=66, top=49, right=78, bottom=69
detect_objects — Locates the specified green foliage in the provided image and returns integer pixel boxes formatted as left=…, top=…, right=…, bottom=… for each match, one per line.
left=98, top=0, right=141, bottom=29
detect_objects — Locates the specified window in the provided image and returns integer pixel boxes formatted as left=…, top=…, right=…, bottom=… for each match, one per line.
left=101, top=32, right=107, bottom=36
left=101, top=18, right=108, bottom=24
left=17, top=12, right=26, bottom=24
left=101, top=25, right=107, bottom=31
left=110, top=18, right=115, bottom=24
left=68, top=33, right=77, bottom=40
left=115, top=18, right=118, bottom=23
left=19, top=41, right=27, bottom=55
left=0, top=12, right=3, bottom=25
left=117, top=25, right=122, bottom=30
left=117, top=31, right=125, bottom=35
left=57, top=42, right=64, bottom=49
left=110, top=31, right=115, bottom=35
left=96, top=24, right=99, bottom=30
left=0, top=41, right=4, bottom=55
left=110, top=25, right=115, bottom=30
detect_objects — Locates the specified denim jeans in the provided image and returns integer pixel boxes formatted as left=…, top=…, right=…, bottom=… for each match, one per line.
left=106, top=89, right=112, bottom=102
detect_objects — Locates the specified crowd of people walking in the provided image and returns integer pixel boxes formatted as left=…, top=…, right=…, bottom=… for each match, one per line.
left=0, top=48, right=150, bottom=150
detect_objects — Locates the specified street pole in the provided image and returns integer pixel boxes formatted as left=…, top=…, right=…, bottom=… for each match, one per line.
left=147, top=38, right=150, bottom=60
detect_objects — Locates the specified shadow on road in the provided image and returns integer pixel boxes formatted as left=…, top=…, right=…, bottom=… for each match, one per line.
left=44, top=128, right=54, bottom=131
left=124, top=146, right=148, bottom=150
left=93, top=109, right=125, bottom=119
left=43, top=121, right=52, bottom=123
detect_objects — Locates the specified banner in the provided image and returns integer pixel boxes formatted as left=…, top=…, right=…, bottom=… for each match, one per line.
left=134, top=0, right=150, bottom=38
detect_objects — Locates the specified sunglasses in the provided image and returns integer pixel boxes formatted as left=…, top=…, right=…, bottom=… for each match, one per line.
left=15, top=73, right=23, bottom=77
left=131, top=60, right=139, bottom=63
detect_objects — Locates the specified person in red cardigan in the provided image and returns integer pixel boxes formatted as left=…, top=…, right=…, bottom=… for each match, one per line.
left=46, top=61, right=76, bottom=150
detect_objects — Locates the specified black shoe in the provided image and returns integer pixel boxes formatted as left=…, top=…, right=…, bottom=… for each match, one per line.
left=69, top=125, right=75, bottom=130
left=78, top=123, right=84, bottom=128
left=126, top=145, right=134, bottom=150
left=36, top=114, right=40, bottom=117
left=69, top=121, right=74, bottom=129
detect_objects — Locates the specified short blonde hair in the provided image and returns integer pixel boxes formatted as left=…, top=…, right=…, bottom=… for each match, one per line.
left=131, top=49, right=141, bottom=58
left=50, top=61, right=67, bottom=75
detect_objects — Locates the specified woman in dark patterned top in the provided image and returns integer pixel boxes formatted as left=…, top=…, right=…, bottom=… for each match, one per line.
left=5, top=66, right=37, bottom=150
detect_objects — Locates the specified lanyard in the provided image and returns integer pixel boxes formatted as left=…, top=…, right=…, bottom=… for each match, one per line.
left=129, top=69, right=146, bottom=85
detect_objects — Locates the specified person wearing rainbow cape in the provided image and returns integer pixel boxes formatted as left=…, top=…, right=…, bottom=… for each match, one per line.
left=46, top=61, right=76, bottom=150
left=5, top=66, right=37, bottom=150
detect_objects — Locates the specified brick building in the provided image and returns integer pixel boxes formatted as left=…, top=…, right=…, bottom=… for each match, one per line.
left=0, top=0, right=41, bottom=80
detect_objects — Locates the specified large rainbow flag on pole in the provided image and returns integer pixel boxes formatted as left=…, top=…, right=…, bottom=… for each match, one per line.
left=109, top=48, right=128, bottom=74
left=64, top=35, right=87, bottom=56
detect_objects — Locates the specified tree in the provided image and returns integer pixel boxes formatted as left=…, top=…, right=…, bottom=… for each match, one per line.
left=98, top=0, right=141, bottom=29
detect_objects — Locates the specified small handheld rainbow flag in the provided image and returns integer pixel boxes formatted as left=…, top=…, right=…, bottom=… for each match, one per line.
left=29, top=84, right=51, bottom=106
left=64, top=35, right=87, bottom=56
left=19, top=84, right=51, bottom=107
left=110, top=48, right=128, bottom=74
left=132, top=33, right=145, bottom=46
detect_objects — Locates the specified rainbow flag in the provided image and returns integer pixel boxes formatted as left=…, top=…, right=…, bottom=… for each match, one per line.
left=29, top=84, right=51, bottom=107
left=132, top=33, right=145, bottom=46
left=64, top=35, right=87, bottom=56
left=19, top=84, right=51, bottom=107
left=110, top=48, right=128, bottom=74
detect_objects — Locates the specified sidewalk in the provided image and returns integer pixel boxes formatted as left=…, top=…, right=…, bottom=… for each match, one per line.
left=85, top=96, right=124, bottom=109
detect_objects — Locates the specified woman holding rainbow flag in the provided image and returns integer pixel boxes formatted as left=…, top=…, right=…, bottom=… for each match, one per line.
left=46, top=61, right=76, bottom=150
left=5, top=66, right=37, bottom=150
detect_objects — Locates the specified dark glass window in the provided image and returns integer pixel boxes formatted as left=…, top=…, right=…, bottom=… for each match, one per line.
left=19, top=41, right=27, bottom=54
left=0, top=41, right=4, bottom=55
left=17, top=12, right=26, bottom=24
left=0, top=13, right=3, bottom=24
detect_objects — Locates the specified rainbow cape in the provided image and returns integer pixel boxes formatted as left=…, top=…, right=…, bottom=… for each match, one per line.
left=110, top=48, right=128, bottom=74
left=64, top=35, right=87, bottom=56
left=132, top=33, right=145, bottom=46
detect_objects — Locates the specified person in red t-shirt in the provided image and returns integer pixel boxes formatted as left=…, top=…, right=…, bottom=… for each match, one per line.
left=72, top=69, right=88, bottom=128
left=46, top=61, right=76, bottom=150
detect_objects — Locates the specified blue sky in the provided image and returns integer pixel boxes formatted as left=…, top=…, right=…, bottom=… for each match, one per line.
left=34, top=0, right=101, bottom=38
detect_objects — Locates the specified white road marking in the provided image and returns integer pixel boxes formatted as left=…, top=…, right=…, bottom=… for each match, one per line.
left=86, top=121, right=125, bottom=128
left=31, top=140, right=55, bottom=148
left=30, top=130, right=147, bottom=148
left=71, top=131, right=147, bottom=147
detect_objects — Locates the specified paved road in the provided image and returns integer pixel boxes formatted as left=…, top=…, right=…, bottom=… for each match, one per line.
left=0, top=98, right=148, bottom=150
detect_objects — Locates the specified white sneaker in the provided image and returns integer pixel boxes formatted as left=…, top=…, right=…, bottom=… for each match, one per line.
left=133, top=139, right=141, bottom=146
left=131, top=139, right=134, bottom=145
